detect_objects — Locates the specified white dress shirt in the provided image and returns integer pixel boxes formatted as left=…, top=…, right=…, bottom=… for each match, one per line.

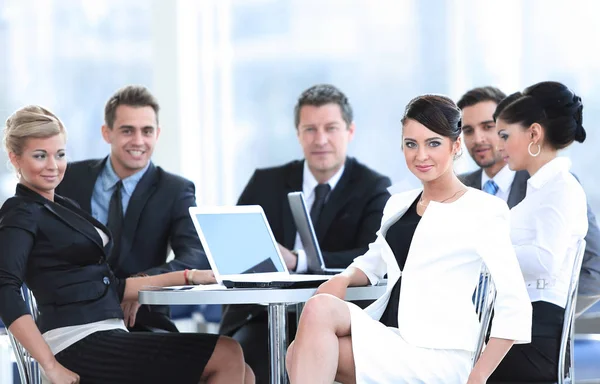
left=293, top=161, right=345, bottom=273
left=481, top=164, right=516, bottom=202
left=510, top=157, right=588, bottom=307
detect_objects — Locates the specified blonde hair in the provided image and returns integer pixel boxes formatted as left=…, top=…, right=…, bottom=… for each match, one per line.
left=3, top=105, right=67, bottom=156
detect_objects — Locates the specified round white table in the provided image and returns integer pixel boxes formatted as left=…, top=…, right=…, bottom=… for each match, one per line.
left=139, top=284, right=386, bottom=384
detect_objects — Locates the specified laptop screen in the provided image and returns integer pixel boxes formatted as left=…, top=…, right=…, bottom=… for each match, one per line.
left=193, top=212, right=286, bottom=275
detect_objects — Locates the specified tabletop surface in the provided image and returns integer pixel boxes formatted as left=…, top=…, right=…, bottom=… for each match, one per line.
left=139, top=283, right=387, bottom=305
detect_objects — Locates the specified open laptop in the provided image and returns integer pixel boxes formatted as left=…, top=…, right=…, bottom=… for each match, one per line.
left=287, top=192, right=345, bottom=274
left=188, top=205, right=331, bottom=289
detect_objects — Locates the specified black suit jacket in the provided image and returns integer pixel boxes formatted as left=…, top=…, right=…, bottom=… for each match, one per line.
left=0, top=184, right=124, bottom=333
left=460, top=168, right=600, bottom=295
left=220, top=157, right=391, bottom=335
left=56, top=157, right=209, bottom=330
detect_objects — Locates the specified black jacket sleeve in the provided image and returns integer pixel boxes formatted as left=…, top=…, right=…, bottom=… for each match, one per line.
left=142, top=181, right=210, bottom=275
left=0, top=204, right=38, bottom=328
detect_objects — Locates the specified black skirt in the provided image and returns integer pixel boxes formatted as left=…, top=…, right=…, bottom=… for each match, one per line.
left=54, top=329, right=219, bottom=384
left=488, top=301, right=565, bottom=382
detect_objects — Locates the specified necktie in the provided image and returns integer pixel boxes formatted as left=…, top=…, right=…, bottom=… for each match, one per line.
left=107, top=180, right=124, bottom=260
left=482, top=180, right=499, bottom=196
left=310, top=183, right=331, bottom=225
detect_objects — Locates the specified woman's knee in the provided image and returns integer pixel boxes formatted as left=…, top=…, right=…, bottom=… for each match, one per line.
left=212, top=336, right=245, bottom=366
left=286, top=341, right=295, bottom=369
left=301, top=294, right=340, bottom=326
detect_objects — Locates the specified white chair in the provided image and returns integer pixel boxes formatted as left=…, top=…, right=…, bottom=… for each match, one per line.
left=6, top=286, right=42, bottom=384
left=471, top=264, right=497, bottom=367
left=557, top=239, right=587, bottom=384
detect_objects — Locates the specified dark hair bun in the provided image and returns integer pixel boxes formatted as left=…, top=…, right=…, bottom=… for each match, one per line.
left=496, top=81, right=585, bottom=149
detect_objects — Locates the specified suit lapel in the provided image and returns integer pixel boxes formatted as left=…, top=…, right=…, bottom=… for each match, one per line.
left=315, top=158, right=356, bottom=240
left=465, top=169, right=483, bottom=190
left=43, top=202, right=107, bottom=254
left=282, top=161, right=303, bottom=248
left=80, top=158, right=106, bottom=213
left=507, top=170, right=529, bottom=208
left=16, top=184, right=107, bottom=254
left=114, top=163, right=159, bottom=266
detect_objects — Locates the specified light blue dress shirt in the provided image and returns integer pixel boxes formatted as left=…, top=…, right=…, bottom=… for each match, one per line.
left=90, top=158, right=151, bottom=225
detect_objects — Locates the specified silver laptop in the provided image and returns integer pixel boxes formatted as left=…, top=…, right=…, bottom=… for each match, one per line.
left=188, top=205, right=331, bottom=288
left=287, top=192, right=344, bottom=274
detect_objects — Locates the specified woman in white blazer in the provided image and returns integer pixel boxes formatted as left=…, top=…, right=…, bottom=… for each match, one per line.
left=286, top=95, right=532, bottom=384
left=488, top=82, right=588, bottom=382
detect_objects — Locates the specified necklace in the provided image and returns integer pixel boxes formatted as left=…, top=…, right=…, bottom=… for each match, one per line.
left=418, top=188, right=467, bottom=208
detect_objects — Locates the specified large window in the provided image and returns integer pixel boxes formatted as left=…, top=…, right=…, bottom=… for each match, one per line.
left=0, top=0, right=152, bottom=200
left=0, top=0, right=598, bottom=216
left=178, top=0, right=600, bottom=214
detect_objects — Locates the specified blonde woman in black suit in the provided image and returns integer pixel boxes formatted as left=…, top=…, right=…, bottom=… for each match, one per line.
left=0, top=106, right=254, bottom=384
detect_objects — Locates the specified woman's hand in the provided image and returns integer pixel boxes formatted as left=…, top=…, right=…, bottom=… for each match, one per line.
left=315, top=275, right=350, bottom=300
left=190, top=269, right=217, bottom=285
left=44, top=360, right=80, bottom=384
left=121, top=300, right=142, bottom=327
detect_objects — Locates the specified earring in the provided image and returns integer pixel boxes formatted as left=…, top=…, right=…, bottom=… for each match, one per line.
left=528, top=142, right=541, bottom=157
left=453, top=148, right=463, bottom=160
left=16, top=169, right=21, bottom=179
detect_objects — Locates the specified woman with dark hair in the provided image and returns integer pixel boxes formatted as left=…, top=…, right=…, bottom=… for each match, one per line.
left=285, top=95, right=532, bottom=383
left=488, top=81, right=588, bottom=382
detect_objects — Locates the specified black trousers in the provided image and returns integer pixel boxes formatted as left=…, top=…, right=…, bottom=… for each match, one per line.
left=489, top=301, right=565, bottom=382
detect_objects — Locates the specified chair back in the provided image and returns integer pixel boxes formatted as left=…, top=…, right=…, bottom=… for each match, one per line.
left=6, top=286, right=42, bottom=384
left=557, top=239, right=587, bottom=384
left=471, top=264, right=497, bottom=367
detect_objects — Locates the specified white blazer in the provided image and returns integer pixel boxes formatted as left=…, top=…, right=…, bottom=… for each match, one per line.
left=350, top=187, right=532, bottom=352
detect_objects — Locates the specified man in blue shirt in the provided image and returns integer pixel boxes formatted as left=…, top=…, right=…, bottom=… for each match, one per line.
left=56, top=85, right=210, bottom=332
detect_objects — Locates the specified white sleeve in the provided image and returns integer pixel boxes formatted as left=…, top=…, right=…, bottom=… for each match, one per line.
left=294, top=249, right=308, bottom=273
left=348, top=231, right=388, bottom=286
left=478, top=203, right=532, bottom=344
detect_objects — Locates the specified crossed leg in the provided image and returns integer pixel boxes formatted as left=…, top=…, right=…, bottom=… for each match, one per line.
left=286, top=294, right=356, bottom=384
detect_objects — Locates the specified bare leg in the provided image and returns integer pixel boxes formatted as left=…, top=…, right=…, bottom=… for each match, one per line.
left=288, top=336, right=356, bottom=384
left=287, top=294, right=355, bottom=384
left=244, top=363, right=255, bottom=384
left=335, top=336, right=356, bottom=384
left=201, top=336, right=247, bottom=383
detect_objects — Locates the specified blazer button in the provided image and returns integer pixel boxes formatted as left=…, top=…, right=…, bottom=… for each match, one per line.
left=103, top=277, right=110, bottom=285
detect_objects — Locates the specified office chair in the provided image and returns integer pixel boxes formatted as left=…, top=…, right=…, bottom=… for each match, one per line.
left=471, top=264, right=497, bottom=367
left=6, top=286, right=42, bottom=384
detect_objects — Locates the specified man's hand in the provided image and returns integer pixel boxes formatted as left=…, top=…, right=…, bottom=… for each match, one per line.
left=277, top=243, right=298, bottom=270
left=315, top=275, right=350, bottom=300
left=190, top=270, right=217, bottom=285
left=121, top=300, right=142, bottom=328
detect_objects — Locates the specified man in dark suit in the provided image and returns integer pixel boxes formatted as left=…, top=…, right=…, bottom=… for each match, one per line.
left=220, top=84, right=391, bottom=383
left=56, top=85, right=209, bottom=332
left=457, top=86, right=600, bottom=318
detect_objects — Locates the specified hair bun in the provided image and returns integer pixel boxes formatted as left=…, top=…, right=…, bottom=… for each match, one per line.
left=573, top=97, right=586, bottom=142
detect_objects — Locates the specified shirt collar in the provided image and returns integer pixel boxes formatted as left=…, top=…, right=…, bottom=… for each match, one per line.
left=481, top=164, right=516, bottom=194
left=302, top=160, right=345, bottom=196
left=101, top=157, right=150, bottom=195
left=527, top=157, right=571, bottom=191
